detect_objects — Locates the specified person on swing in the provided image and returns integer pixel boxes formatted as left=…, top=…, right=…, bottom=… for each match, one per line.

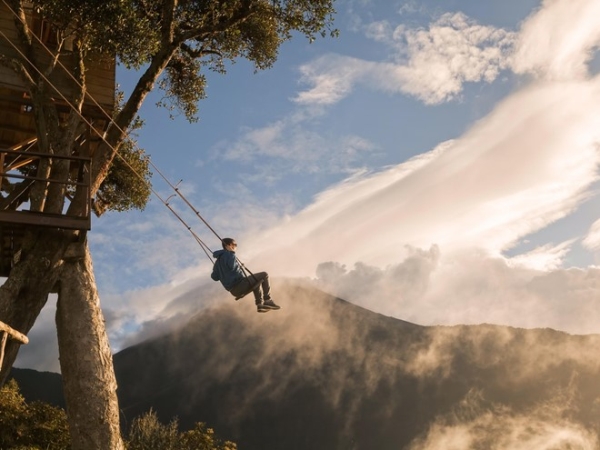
left=211, top=238, right=280, bottom=313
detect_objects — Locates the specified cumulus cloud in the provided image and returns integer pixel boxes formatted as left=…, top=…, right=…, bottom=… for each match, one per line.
left=295, top=12, right=515, bottom=105
left=298, top=0, right=600, bottom=106
left=312, top=245, right=600, bottom=334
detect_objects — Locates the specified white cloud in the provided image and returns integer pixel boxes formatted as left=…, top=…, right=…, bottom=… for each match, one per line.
left=508, top=240, right=575, bottom=271
left=582, top=218, right=600, bottom=251
left=300, top=0, right=600, bottom=105
left=512, top=0, right=600, bottom=81
left=295, top=13, right=515, bottom=106
left=314, top=249, right=600, bottom=335
left=254, top=78, right=600, bottom=277
left=390, top=12, right=515, bottom=103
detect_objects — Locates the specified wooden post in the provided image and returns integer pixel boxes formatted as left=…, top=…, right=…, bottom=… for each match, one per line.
left=0, top=331, right=7, bottom=370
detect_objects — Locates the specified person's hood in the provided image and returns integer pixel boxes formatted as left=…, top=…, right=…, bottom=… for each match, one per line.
left=212, top=249, right=233, bottom=258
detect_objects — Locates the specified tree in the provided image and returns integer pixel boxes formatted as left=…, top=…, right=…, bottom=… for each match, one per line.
left=0, top=1, right=336, bottom=449
left=126, top=409, right=237, bottom=450
left=0, top=379, right=70, bottom=449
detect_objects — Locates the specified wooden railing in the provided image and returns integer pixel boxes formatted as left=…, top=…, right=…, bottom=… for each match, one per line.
left=0, top=148, right=92, bottom=230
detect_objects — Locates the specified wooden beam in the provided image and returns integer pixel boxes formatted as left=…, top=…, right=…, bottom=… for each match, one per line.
left=8, top=136, right=37, bottom=151
left=0, top=210, right=91, bottom=230
left=0, top=321, right=28, bottom=344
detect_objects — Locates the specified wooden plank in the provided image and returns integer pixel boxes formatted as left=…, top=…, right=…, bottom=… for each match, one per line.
left=0, top=210, right=91, bottom=230
left=2, top=172, right=90, bottom=187
left=1, top=147, right=91, bottom=161
left=0, top=321, right=28, bottom=344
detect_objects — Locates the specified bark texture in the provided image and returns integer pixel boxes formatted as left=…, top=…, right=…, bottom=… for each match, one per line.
left=56, top=239, right=124, bottom=450
left=0, top=228, right=70, bottom=383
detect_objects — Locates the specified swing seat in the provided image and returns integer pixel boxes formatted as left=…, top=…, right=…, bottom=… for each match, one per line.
left=233, top=278, right=263, bottom=301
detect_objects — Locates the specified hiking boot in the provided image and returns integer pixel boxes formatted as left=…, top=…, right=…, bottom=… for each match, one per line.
left=257, top=304, right=270, bottom=313
left=262, top=299, right=281, bottom=310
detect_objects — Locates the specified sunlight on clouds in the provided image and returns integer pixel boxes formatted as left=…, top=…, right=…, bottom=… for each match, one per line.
left=507, top=241, right=575, bottom=271
left=313, top=249, right=600, bottom=335
left=257, top=78, right=600, bottom=277
left=409, top=396, right=598, bottom=450
left=391, top=12, right=515, bottom=103
left=512, top=0, right=600, bottom=81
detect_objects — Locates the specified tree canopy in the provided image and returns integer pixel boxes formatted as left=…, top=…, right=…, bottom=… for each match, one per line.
left=32, top=0, right=337, bottom=123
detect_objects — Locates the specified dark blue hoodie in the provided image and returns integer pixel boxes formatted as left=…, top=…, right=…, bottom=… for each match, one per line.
left=211, top=249, right=244, bottom=290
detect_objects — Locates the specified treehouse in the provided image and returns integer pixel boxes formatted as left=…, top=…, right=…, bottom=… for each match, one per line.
left=0, top=2, right=115, bottom=277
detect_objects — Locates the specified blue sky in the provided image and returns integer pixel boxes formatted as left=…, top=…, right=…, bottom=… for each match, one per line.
left=16, top=0, right=600, bottom=371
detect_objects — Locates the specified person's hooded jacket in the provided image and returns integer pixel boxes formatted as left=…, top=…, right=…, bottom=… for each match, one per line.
left=211, top=249, right=244, bottom=290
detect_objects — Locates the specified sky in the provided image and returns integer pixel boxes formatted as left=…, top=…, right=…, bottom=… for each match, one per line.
left=15, top=0, right=600, bottom=371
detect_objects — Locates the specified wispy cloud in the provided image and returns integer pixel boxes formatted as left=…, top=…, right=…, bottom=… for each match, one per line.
left=582, top=218, right=600, bottom=252
left=252, top=76, right=600, bottom=273
left=512, top=0, right=600, bottom=80
left=211, top=107, right=380, bottom=178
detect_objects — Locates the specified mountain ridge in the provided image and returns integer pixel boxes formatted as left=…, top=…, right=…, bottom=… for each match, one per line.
left=11, top=280, right=600, bottom=449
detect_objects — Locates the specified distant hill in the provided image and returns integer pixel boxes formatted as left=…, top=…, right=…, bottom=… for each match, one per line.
left=9, top=367, right=65, bottom=408
left=11, top=280, right=600, bottom=449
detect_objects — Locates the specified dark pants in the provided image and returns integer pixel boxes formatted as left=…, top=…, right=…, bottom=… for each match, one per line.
left=229, top=272, right=271, bottom=304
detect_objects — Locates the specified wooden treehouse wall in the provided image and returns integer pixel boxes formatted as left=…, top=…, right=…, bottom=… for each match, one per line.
left=0, top=2, right=115, bottom=114
left=0, top=3, right=116, bottom=277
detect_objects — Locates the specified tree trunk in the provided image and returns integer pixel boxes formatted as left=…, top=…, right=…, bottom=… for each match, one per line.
left=56, top=238, right=124, bottom=450
left=0, top=228, right=69, bottom=383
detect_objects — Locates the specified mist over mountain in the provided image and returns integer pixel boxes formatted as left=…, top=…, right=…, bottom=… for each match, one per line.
left=114, top=280, right=600, bottom=449
left=12, top=280, right=600, bottom=449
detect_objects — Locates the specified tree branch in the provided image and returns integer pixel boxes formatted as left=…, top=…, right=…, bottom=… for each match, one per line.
left=6, top=0, right=32, bottom=48
left=175, top=2, right=256, bottom=44
left=161, top=0, right=178, bottom=45
left=180, top=42, right=222, bottom=59
left=0, top=54, right=35, bottom=90
left=90, top=43, right=177, bottom=195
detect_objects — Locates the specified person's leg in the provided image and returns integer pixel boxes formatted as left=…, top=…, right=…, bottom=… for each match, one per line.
left=253, top=272, right=279, bottom=310
left=230, top=278, right=255, bottom=301
left=248, top=272, right=268, bottom=303
left=230, top=277, right=270, bottom=313
left=251, top=272, right=271, bottom=301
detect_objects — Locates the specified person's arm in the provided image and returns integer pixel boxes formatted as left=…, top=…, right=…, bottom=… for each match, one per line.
left=211, top=267, right=220, bottom=281
left=211, top=256, right=221, bottom=281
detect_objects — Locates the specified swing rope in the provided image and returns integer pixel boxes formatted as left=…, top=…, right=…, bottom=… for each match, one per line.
left=0, top=0, right=246, bottom=266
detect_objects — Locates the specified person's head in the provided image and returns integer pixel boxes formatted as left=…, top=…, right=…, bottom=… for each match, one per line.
left=222, top=238, right=237, bottom=251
